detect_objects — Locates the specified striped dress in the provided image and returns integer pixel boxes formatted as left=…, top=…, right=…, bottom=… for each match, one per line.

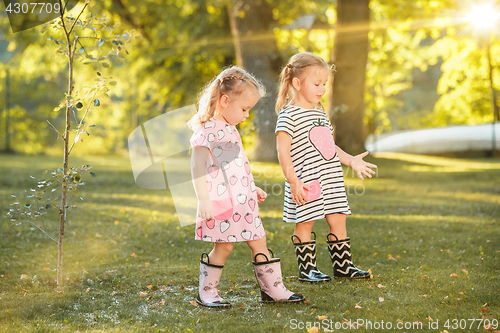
left=275, top=106, right=351, bottom=223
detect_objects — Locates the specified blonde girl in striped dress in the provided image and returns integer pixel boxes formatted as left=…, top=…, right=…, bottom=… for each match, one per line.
left=275, top=52, right=377, bottom=282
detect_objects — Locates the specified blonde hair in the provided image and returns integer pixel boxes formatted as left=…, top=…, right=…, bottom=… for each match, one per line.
left=275, top=52, right=335, bottom=113
left=187, top=66, right=266, bottom=130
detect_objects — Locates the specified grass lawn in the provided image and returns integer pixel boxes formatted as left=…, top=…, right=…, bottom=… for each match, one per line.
left=0, top=152, right=499, bottom=332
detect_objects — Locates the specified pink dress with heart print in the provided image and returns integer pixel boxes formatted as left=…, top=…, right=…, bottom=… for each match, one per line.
left=190, top=118, right=266, bottom=243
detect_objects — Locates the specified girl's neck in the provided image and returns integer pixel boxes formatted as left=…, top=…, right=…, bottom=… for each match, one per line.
left=289, top=99, right=317, bottom=110
left=290, top=94, right=315, bottom=109
left=213, top=112, right=230, bottom=124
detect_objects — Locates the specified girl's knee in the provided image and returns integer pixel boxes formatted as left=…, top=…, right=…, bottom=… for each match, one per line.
left=214, top=242, right=234, bottom=256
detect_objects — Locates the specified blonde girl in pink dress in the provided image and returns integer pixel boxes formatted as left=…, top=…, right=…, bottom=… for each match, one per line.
left=188, top=66, right=304, bottom=308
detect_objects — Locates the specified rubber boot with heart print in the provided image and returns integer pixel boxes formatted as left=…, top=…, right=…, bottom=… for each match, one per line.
left=252, top=250, right=305, bottom=303
left=196, top=253, right=231, bottom=308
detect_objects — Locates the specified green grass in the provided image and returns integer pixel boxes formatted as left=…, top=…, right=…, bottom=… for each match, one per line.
left=0, top=153, right=499, bottom=332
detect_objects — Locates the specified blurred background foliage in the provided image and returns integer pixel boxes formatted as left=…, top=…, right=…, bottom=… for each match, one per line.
left=0, top=0, right=498, bottom=155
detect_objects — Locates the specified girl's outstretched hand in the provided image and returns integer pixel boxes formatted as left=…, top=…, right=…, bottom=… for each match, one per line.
left=290, top=180, right=311, bottom=206
left=197, top=198, right=214, bottom=220
left=256, top=186, right=267, bottom=203
left=350, top=151, right=377, bottom=180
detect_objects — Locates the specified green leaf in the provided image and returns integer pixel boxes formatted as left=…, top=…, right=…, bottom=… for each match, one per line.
left=79, top=47, right=85, bottom=54
left=89, top=124, right=96, bottom=127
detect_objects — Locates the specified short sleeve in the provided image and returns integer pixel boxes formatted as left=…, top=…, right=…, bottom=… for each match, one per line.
left=324, top=115, right=334, bottom=132
left=275, top=110, right=295, bottom=139
left=190, top=123, right=212, bottom=150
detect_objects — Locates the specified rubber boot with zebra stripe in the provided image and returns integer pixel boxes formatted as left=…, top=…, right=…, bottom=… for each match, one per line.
left=292, top=232, right=331, bottom=283
left=326, top=233, right=370, bottom=279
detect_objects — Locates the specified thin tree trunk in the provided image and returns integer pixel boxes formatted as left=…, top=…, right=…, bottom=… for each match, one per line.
left=227, top=0, right=281, bottom=162
left=57, top=36, right=75, bottom=287
left=328, top=0, right=370, bottom=154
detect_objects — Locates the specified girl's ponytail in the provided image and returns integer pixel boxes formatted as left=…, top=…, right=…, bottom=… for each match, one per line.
left=275, top=64, right=294, bottom=113
left=187, top=78, right=222, bottom=130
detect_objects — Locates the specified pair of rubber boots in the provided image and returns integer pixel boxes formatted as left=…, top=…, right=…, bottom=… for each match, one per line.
left=196, top=251, right=304, bottom=308
left=292, top=232, right=370, bottom=282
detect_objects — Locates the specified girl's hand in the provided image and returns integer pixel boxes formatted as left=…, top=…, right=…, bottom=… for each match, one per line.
left=256, top=187, right=267, bottom=203
left=290, top=180, right=310, bottom=206
left=350, top=151, right=377, bottom=180
left=197, top=199, right=214, bottom=220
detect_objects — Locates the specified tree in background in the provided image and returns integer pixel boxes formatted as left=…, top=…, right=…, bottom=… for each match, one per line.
left=228, top=0, right=282, bottom=161
left=328, top=0, right=370, bottom=155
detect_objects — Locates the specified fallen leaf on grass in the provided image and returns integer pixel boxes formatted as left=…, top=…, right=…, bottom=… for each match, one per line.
left=304, top=300, right=310, bottom=304
left=20, top=274, right=29, bottom=280
left=345, top=310, right=350, bottom=314
left=441, top=330, right=450, bottom=333
left=373, top=252, right=377, bottom=256
left=189, top=301, right=198, bottom=306
left=147, top=285, right=153, bottom=289
left=426, top=316, right=434, bottom=322
left=483, top=323, right=493, bottom=330
left=307, top=328, right=320, bottom=333
left=145, top=263, right=150, bottom=267
left=22, top=289, right=29, bottom=292
left=379, top=297, right=384, bottom=302
left=318, top=315, right=328, bottom=320
left=57, top=290, right=64, bottom=294
left=453, top=298, right=462, bottom=301
left=161, top=285, right=167, bottom=291
left=450, top=273, right=458, bottom=278
left=368, top=269, right=373, bottom=279
left=377, top=284, right=386, bottom=288
left=139, top=292, right=148, bottom=297
left=153, top=299, right=165, bottom=306
left=421, top=275, right=428, bottom=280
left=355, top=304, right=362, bottom=309
left=387, top=254, right=395, bottom=260
left=43, top=267, right=50, bottom=271
left=86, top=288, right=91, bottom=293
left=130, top=253, right=137, bottom=258
left=462, top=269, right=468, bottom=275
left=396, top=255, right=401, bottom=259
left=481, top=308, right=488, bottom=313
left=423, top=295, right=428, bottom=298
